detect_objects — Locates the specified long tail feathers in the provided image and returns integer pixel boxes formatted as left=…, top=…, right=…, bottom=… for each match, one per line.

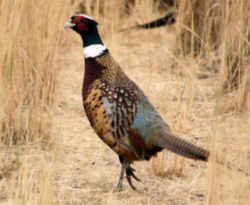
left=155, top=129, right=209, bottom=161
left=155, top=128, right=249, bottom=176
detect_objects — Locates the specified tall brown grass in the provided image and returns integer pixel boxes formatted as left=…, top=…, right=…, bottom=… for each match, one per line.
left=176, top=0, right=250, bottom=111
left=0, top=0, right=71, bottom=145
left=0, top=1, right=73, bottom=204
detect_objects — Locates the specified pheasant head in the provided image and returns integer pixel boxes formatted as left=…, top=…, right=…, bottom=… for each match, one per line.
left=64, top=14, right=97, bottom=34
left=64, top=14, right=107, bottom=58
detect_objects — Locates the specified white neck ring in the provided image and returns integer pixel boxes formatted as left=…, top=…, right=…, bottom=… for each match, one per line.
left=84, top=44, right=107, bottom=58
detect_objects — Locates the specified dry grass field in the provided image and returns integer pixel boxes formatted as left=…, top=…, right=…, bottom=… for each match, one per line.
left=0, top=0, right=250, bottom=204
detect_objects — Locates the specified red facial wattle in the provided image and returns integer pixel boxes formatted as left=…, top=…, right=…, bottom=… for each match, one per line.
left=72, top=16, right=88, bottom=32
left=77, top=23, right=88, bottom=32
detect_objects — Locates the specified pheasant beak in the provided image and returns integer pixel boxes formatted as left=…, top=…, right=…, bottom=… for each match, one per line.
left=64, top=20, right=75, bottom=28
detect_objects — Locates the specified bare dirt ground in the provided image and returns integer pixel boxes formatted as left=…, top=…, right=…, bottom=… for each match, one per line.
left=1, top=26, right=250, bottom=205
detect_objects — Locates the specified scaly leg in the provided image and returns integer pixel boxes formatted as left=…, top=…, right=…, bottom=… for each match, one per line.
left=115, top=162, right=126, bottom=192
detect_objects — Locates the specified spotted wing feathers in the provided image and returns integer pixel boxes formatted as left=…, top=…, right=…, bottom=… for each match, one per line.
left=83, top=82, right=141, bottom=160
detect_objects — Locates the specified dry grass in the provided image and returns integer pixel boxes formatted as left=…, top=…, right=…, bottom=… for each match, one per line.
left=176, top=0, right=250, bottom=112
left=0, top=0, right=71, bottom=145
left=0, top=0, right=250, bottom=204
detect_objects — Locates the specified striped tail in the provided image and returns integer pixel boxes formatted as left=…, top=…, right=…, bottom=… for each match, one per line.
left=155, top=127, right=249, bottom=176
left=155, top=128, right=209, bottom=161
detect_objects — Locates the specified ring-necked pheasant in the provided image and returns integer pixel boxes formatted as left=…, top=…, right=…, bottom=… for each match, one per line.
left=64, top=14, right=247, bottom=191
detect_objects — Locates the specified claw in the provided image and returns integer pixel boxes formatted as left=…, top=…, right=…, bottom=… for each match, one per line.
left=126, top=173, right=136, bottom=190
left=117, top=157, right=141, bottom=191
left=125, top=166, right=141, bottom=190
left=126, top=167, right=141, bottom=182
